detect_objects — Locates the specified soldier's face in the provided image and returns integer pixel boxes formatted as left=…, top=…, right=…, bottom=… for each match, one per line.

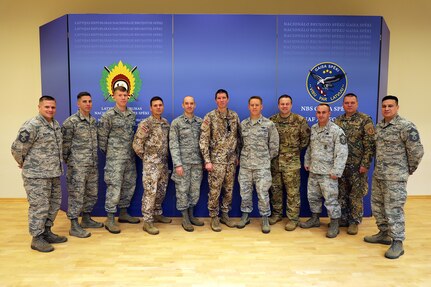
left=77, top=95, right=92, bottom=115
left=248, top=98, right=263, bottom=118
left=112, top=90, right=129, bottom=109
left=150, top=100, right=164, bottom=118
left=215, top=92, right=229, bottom=110
left=182, top=96, right=196, bottom=115
left=278, top=97, right=292, bottom=116
left=343, top=96, right=358, bottom=116
left=382, top=99, right=399, bottom=121
left=316, top=105, right=330, bottom=126
left=38, top=100, right=56, bottom=122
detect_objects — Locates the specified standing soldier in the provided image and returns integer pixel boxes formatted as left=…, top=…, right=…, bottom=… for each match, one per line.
left=199, top=89, right=240, bottom=232
left=169, top=96, right=204, bottom=232
left=364, top=95, right=424, bottom=259
left=98, top=86, right=140, bottom=234
left=269, top=94, right=310, bottom=231
left=236, top=96, right=279, bottom=233
left=300, top=104, right=348, bottom=238
left=334, top=93, right=375, bottom=235
left=133, top=96, right=171, bottom=235
left=62, top=92, right=103, bottom=238
left=11, top=96, right=67, bottom=252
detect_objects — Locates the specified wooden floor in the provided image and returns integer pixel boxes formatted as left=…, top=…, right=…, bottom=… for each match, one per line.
left=0, top=198, right=430, bottom=287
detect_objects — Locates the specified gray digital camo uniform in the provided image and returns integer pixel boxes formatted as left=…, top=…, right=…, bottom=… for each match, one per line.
left=169, top=114, right=203, bottom=211
left=98, top=106, right=137, bottom=213
left=304, top=121, right=348, bottom=219
left=11, top=114, right=63, bottom=236
left=133, top=115, right=170, bottom=223
left=372, top=115, right=424, bottom=241
left=199, top=109, right=240, bottom=217
left=62, top=111, right=98, bottom=220
left=238, top=116, right=279, bottom=216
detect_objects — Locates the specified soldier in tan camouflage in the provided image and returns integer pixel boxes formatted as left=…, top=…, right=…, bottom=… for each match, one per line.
left=199, top=89, right=240, bottom=232
left=11, top=96, right=67, bottom=252
left=133, top=96, right=171, bottom=235
left=334, top=93, right=375, bottom=235
left=364, top=95, right=424, bottom=259
left=269, top=94, right=310, bottom=231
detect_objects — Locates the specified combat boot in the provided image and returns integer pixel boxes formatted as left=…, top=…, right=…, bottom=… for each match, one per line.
left=285, top=220, right=298, bottom=231
left=269, top=214, right=282, bottom=225
left=262, top=216, right=270, bottom=234
left=43, top=226, right=67, bottom=243
left=299, top=213, right=320, bottom=228
left=69, top=218, right=91, bottom=238
left=154, top=214, right=172, bottom=224
left=81, top=212, right=104, bottom=228
left=364, top=230, right=392, bottom=245
left=104, top=213, right=121, bottom=234
left=236, top=212, right=250, bottom=229
left=31, top=235, right=54, bottom=252
left=181, top=210, right=194, bottom=232
left=143, top=222, right=159, bottom=235
left=220, top=212, right=235, bottom=228
left=385, top=240, right=404, bottom=259
left=118, top=208, right=140, bottom=224
left=347, top=223, right=358, bottom=235
left=188, top=207, right=204, bottom=226
left=210, top=216, right=222, bottom=232
left=326, top=218, right=340, bottom=238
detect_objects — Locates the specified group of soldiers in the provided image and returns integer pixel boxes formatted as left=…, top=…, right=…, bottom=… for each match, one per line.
left=12, top=87, right=424, bottom=260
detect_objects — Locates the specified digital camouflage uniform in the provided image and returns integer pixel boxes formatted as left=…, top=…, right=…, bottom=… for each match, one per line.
left=11, top=114, right=63, bottom=237
left=62, top=111, right=98, bottom=220
left=98, top=106, right=137, bottom=213
left=133, top=115, right=170, bottom=223
left=169, top=114, right=203, bottom=211
left=372, top=115, right=424, bottom=241
left=238, top=116, right=279, bottom=216
left=304, top=121, right=348, bottom=219
left=270, top=112, right=310, bottom=222
left=334, top=112, right=375, bottom=225
left=199, top=109, right=240, bottom=217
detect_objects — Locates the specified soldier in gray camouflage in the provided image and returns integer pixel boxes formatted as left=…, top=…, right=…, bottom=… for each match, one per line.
left=133, top=96, right=171, bottom=235
left=199, top=89, right=240, bottom=232
left=236, top=96, right=279, bottom=234
left=300, top=104, right=348, bottom=238
left=98, top=86, right=139, bottom=234
left=169, top=96, right=204, bottom=232
left=11, top=96, right=67, bottom=252
left=62, top=92, right=103, bottom=239
left=269, top=94, right=310, bottom=231
left=364, top=95, right=424, bottom=259
left=334, top=93, right=375, bottom=235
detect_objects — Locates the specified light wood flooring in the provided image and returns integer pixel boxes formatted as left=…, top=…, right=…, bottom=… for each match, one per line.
left=0, top=197, right=430, bottom=287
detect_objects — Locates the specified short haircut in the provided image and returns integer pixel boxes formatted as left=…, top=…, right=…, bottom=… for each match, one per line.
left=77, top=91, right=91, bottom=99
left=150, top=96, right=164, bottom=106
left=113, top=86, right=127, bottom=93
left=317, top=103, right=330, bottom=111
left=343, top=93, right=358, bottom=100
left=382, top=95, right=398, bottom=105
left=278, top=94, right=292, bottom=104
left=39, top=95, right=56, bottom=103
left=215, top=89, right=229, bottom=99
left=248, top=96, right=262, bottom=104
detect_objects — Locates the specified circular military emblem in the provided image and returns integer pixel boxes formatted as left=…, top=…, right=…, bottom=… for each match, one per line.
left=306, top=62, right=347, bottom=104
left=19, top=130, right=30, bottom=143
left=408, top=127, right=420, bottom=142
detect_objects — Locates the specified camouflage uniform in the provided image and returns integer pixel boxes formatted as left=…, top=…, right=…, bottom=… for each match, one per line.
left=304, top=121, right=348, bottom=219
left=238, top=116, right=279, bottom=216
left=11, top=114, right=63, bottom=236
left=98, top=106, right=137, bottom=213
left=199, top=109, right=240, bottom=217
left=334, top=112, right=375, bottom=224
left=270, top=112, right=310, bottom=222
left=133, top=115, right=170, bottom=222
left=372, top=115, right=424, bottom=241
left=169, top=114, right=203, bottom=211
left=62, top=111, right=98, bottom=220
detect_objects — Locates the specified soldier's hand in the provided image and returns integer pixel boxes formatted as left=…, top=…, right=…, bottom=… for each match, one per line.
left=330, top=174, right=338, bottom=180
left=176, top=166, right=184, bottom=177
left=304, top=166, right=309, bottom=171
left=359, top=166, right=368, bottom=174
left=205, top=162, right=213, bottom=172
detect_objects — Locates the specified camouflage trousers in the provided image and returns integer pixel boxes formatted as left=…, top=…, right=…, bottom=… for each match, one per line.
left=338, top=165, right=368, bottom=224
left=104, top=158, right=137, bottom=213
left=142, top=163, right=169, bottom=222
left=270, top=169, right=301, bottom=222
left=23, top=176, right=61, bottom=236
left=371, top=176, right=407, bottom=241
left=66, top=165, right=98, bottom=219
left=172, top=163, right=203, bottom=211
left=238, top=167, right=271, bottom=216
left=307, top=173, right=341, bottom=219
left=207, top=163, right=236, bottom=217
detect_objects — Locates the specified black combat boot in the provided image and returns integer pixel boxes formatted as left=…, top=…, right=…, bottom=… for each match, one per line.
left=43, top=226, right=67, bottom=243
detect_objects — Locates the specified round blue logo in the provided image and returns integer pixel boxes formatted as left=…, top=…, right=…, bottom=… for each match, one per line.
left=306, top=62, right=347, bottom=104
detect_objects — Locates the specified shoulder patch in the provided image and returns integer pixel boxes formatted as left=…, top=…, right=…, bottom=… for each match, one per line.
left=340, top=134, right=347, bottom=145
left=18, top=130, right=30, bottom=143
left=366, top=126, right=375, bottom=135
left=408, top=128, right=420, bottom=142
